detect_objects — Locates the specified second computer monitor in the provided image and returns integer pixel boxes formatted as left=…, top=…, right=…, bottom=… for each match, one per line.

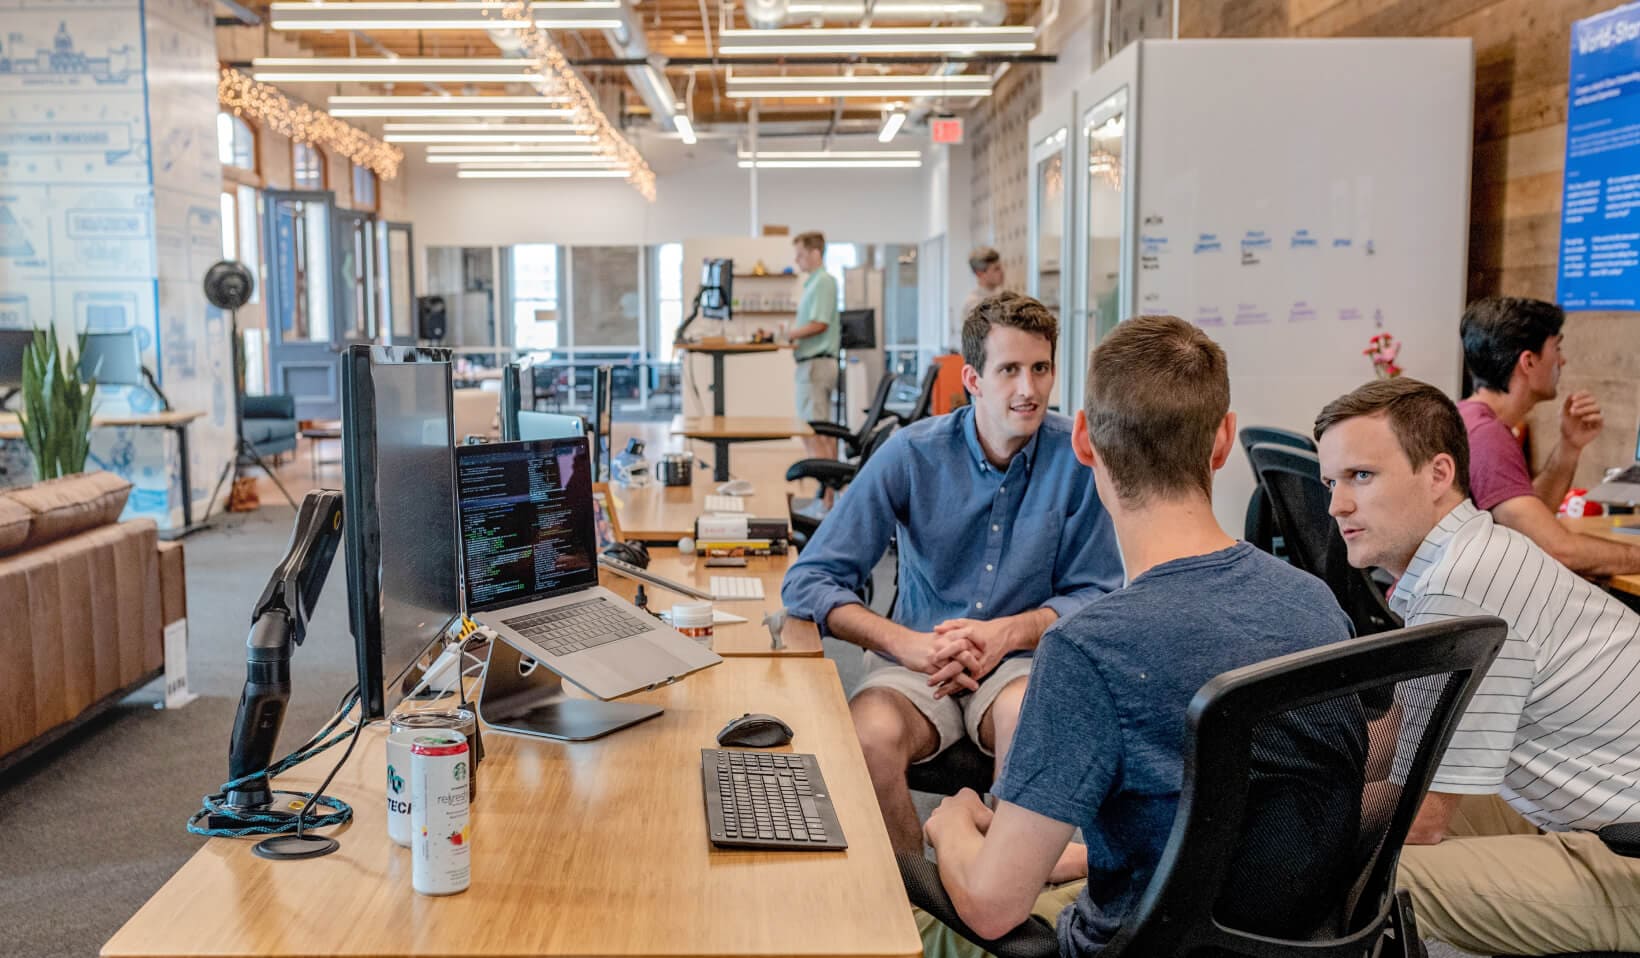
left=0, top=329, right=32, bottom=391
left=839, top=309, right=876, bottom=350
left=78, top=330, right=145, bottom=385
left=701, top=258, right=733, bottom=320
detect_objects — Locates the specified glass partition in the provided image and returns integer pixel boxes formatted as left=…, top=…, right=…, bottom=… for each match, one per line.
left=569, top=246, right=642, bottom=348
left=426, top=246, right=497, bottom=349
left=1083, top=89, right=1128, bottom=343
left=1033, top=129, right=1068, bottom=315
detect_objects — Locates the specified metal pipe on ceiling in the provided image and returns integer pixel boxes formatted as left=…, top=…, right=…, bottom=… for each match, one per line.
left=742, top=0, right=1009, bottom=28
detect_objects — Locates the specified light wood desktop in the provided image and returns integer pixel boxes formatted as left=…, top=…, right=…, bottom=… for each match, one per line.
left=101, top=658, right=922, bottom=958
left=614, top=470, right=795, bottom=543
left=671, top=415, right=813, bottom=482
left=1561, top=515, right=1640, bottom=598
left=598, top=546, right=819, bottom=656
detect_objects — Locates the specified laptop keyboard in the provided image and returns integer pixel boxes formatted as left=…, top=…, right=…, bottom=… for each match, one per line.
left=1607, top=463, right=1640, bottom=486
left=502, top=597, right=651, bottom=656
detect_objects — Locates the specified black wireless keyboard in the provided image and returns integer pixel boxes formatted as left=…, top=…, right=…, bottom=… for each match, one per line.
left=701, top=748, right=848, bottom=851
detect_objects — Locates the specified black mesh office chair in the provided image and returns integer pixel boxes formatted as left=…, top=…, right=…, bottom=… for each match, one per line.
left=901, top=615, right=1509, bottom=958
left=900, top=362, right=941, bottom=426
left=805, top=371, right=904, bottom=460
left=1239, top=426, right=1316, bottom=554
left=1249, top=443, right=1402, bottom=636
left=786, top=419, right=899, bottom=550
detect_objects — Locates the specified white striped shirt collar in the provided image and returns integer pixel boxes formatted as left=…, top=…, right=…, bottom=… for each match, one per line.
left=1390, top=499, right=1484, bottom=616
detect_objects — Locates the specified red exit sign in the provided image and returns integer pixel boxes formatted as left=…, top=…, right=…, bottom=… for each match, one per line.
left=931, top=117, right=964, bottom=145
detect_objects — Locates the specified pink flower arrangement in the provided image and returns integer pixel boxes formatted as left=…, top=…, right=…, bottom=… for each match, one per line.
left=1364, top=332, right=1402, bottom=378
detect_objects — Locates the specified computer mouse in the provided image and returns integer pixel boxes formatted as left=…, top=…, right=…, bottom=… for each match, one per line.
left=717, top=479, right=756, bottom=497
left=716, top=712, right=793, bottom=748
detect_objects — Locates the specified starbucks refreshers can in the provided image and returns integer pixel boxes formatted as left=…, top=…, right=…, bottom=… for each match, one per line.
left=410, top=732, right=471, bottom=896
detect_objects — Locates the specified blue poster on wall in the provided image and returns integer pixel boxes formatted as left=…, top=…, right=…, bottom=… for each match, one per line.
left=1559, top=2, right=1640, bottom=310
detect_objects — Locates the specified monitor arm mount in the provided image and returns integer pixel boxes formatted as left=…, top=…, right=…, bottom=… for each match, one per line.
left=219, top=490, right=345, bottom=817
left=673, top=286, right=708, bottom=345
left=140, top=365, right=173, bottom=413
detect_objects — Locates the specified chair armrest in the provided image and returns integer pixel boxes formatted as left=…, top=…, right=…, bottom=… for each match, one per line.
left=785, top=459, right=858, bottom=490
left=897, top=853, right=1058, bottom=958
left=806, top=421, right=855, bottom=441
left=242, top=394, right=296, bottom=420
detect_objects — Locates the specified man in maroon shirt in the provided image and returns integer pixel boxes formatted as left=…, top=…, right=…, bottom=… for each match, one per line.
left=1459, top=296, right=1640, bottom=575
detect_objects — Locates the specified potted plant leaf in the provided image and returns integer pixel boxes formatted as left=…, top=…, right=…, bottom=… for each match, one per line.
left=16, top=326, right=97, bottom=482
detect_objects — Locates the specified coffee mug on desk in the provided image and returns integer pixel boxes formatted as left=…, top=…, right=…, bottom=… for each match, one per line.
left=657, top=452, right=692, bottom=487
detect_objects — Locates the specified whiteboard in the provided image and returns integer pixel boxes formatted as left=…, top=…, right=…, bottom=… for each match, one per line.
left=1126, top=39, right=1474, bottom=531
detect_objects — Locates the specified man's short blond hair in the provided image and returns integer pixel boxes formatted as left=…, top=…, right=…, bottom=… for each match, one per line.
left=968, top=246, right=1001, bottom=275
left=793, top=231, right=826, bottom=252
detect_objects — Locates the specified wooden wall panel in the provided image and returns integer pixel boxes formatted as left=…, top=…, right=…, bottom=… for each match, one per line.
left=1179, top=0, right=1640, bottom=486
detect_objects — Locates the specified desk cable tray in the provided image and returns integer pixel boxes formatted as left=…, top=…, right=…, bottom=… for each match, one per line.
left=702, top=748, right=847, bottom=851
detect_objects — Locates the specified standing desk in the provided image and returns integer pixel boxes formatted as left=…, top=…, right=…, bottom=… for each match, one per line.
left=675, top=342, right=787, bottom=417
left=1561, top=515, right=1640, bottom=598
left=0, top=411, right=205, bottom=533
left=598, top=547, right=820, bottom=656
left=101, top=658, right=921, bottom=958
left=670, top=416, right=811, bottom=482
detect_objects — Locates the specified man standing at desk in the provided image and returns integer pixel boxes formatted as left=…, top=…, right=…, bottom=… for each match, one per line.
left=1457, top=296, right=1640, bottom=574
left=958, top=246, right=1006, bottom=338
left=787, top=230, right=841, bottom=460
left=782, top=291, right=1122, bottom=855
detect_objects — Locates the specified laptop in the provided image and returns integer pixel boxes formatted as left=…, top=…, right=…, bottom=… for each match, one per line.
left=456, top=436, right=721, bottom=700
left=1588, top=422, right=1640, bottom=506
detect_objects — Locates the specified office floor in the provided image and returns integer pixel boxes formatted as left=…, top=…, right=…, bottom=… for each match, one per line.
left=0, top=435, right=1482, bottom=958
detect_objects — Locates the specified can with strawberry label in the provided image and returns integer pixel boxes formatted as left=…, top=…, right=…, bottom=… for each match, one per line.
left=410, top=731, right=471, bottom=896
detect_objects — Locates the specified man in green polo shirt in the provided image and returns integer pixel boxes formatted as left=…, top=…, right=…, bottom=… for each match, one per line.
left=787, top=229, right=841, bottom=459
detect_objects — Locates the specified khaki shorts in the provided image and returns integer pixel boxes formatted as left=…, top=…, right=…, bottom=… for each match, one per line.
left=851, top=650, right=1033, bottom=761
left=794, top=357, right=838, bottom=423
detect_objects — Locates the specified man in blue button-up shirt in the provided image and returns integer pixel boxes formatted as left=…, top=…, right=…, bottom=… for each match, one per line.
left=782, top=291, right=1122, bottom=854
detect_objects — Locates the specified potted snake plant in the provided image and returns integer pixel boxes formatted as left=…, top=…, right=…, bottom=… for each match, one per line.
left=16, top=326, right=97, bottom=482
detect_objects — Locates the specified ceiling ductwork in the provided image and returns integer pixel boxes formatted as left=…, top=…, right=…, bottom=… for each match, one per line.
left=742, top=0, right=1007, bottom=29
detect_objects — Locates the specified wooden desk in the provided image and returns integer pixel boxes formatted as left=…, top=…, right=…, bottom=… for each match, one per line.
left=671, top=415, right=812, bottom=481
left=0, top=410, right=205, bottom=531
left=614, top=470, right=794, bottom=544
left=1562, top=515, right=1640, bottom=598
left=598, top=547, right=820, bottom=656
left=675, top=342, right=788, bottom=417
left=102, top=659, right=921, bottom=958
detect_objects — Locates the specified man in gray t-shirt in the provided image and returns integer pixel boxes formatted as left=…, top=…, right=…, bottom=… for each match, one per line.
left=919, top=315, right=1361, bottom=958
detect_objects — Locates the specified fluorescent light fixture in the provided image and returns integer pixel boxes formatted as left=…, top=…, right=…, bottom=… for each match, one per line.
left=737, top=150, right=921, bottom=160
left=726, top=72, right=992, bottom=99
left=737, top=159, right=922, bottom=169
left=675, top=115, right=698, bottom=145
left=786, top=0, right=992, bottom=16
left=270, top=1, right=623, bottom=31
left=719, top=26, right=1034, bottom=56
left=426, top=154, right=621, bottom=165
left=385, top=133, right=598, bottom=143
left=328, top=95, right=573, bottom=118
left=382, top=123, right=593, bottom=133
left=252, top=58, right=541, bottom=84
left=878, top=111, right=907, bottom=142
left=426, top=143, right=604, bottom=154
left=457, top=169, right=632, bottom=179
left=456, top=162, right=626, bottom=171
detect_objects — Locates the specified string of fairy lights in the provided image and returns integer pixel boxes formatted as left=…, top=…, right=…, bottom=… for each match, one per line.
left=218, top=67, right=405, bottom=180
left=499, top=0, right=656, bottom=200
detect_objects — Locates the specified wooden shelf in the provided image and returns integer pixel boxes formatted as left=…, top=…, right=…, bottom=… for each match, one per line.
left=734, top=310, right=796, bottom=316
left=733, top=273, right=798, bottom=279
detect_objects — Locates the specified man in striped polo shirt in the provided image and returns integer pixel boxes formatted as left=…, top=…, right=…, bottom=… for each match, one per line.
left=1314, top=377, right=1640, bottom=955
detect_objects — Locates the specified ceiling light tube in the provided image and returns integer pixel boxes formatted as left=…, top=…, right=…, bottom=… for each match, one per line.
left=736, top=159, right=923, bottom=169
left=878, top=112, right=907, bottom=142
left=726, top=72, right=992, bottom=99
left=382, top=123, right=594, bottom=133
left=270, top=1, right=624, bottom=31
left=737, top=149, right=921, bottom=160
left=425, top=144, right=605, bottom=154
left=674, top=115, right=698, bottom=145
left=328, top=95, right=572, bottom=119
left=252, top=58, right=541, bottom=84
left=426, top=155, right=621, bottom=165
left=457, top=169, right=633, bottom=179
left=456, top=162, right=626, bottom=171
left=385, top=133, right=598, bottom=144
left=718, top=26, right=1034, bottom=56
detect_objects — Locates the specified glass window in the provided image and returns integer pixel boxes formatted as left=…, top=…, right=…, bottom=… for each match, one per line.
left=352, top=165, right=378, bottom=212
left=823, top=243, right=860, bottom=308
left=570, top=246, right=642, bottom=348
left=293, top=142, right=326, bottom=190
left=236, top=184, right=261, bottom=304
left=655, top=242, right=683, bottom=363
left=1084, top=90, right=1128, bottom=342
left=507, top=244, right=559, bottom=350
left=220, top=191, right=237, bottom=261
left=217, top=112, right=256, bottom=171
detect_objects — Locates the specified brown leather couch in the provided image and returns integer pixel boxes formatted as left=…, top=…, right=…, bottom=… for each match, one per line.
left=0, top=472, right=165, bottom=772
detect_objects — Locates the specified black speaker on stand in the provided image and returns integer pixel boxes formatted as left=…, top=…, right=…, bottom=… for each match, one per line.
left=201, top=260, right=297, bottom=521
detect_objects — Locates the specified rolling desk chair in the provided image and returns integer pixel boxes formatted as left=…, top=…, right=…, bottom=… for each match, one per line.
left=903, top=363, right=941, bottom=426
left=901, top=615, right=1509, bottom=958
left=786, top=418, right=899, bottom=550
left=807, top=372, right=903, bottom=460
left=1239, top=426, right=1315, bottom=555
left=1250, top=443, right=1402, bottom=637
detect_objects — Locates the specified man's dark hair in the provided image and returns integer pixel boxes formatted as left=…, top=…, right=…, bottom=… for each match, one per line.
left=1082, top=315, right=1228, bottom=505
left=1313, top=378, right=1471, bottom=497
left=793, top=231, right=825, bottom=252
left=1460, top=296, right=1564, bottom=393
left=962, top=290, right=1057, bottom=373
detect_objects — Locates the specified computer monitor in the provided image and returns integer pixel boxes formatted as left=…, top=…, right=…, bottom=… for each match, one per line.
left=701, top=258, right=733, bottom=320
left=0, top=329, right=31, bottom=393
left=78, top=330, right=144, bottom=385
left=341, top=344, right=464, bottom=721
left=839, top=308, right=877, bottom=350
left=590, top=364, right=612, bottom=482
left=519, top=411, right=584, bottom=442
